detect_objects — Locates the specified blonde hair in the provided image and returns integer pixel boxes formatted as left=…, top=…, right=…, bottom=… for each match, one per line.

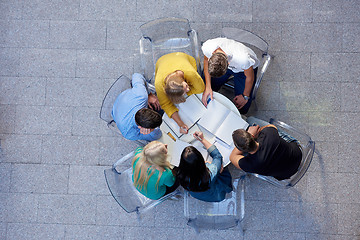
left=164, top=73, right=186, bottom=104
left=132, top=141, right=171, bottom=192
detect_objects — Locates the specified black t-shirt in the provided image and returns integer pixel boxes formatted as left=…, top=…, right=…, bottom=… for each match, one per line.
left=238, top=127, right=302, bottom=180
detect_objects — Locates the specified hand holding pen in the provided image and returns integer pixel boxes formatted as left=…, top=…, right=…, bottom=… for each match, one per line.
left=193, top=131, right=204, bottom=141
left=193, top=131, right=212, bottom=150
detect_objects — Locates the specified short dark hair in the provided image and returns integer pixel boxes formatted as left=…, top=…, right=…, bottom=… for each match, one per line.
left=175, top=146, right=211, bottom=192
left=208, top=52, right=228, bottom=78
left=232, top=129, right=257, bottom=153
left=135, top=108, right=162, bottom=129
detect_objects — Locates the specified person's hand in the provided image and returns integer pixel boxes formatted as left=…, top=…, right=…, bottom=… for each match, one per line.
left=138, top=126, right=154, bottom=135
left=193, top=131, right=204, bottom=141
left=180, top=125, right=189, bottom=134
left=247, top=125, right=260, bottom=138
left=148, top=93, right=160, bottom=111
left=202, top=88, right=213, bottom=107
left=233, top=95, right=248, bottom=109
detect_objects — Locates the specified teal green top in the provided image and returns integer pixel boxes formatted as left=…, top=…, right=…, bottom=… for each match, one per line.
left=132, top=147, right=175, bottom=200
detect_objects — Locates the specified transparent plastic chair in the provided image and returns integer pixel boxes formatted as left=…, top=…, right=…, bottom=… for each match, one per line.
left=221, top=28, right=272, bottom=103
left=104, top=150, right=181, bottom=215
left=250, top=118, right=315, bottom=188
left=99, top=74, right=147, bottom=146
left=184, top=175, right=245, bottom=232
left=100, top=74, right=131, bottom=133
left=139, top=17, right=201, bottom=86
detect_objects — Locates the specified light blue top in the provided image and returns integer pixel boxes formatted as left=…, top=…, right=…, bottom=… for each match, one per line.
left=112, top=73, right=162, bottom=141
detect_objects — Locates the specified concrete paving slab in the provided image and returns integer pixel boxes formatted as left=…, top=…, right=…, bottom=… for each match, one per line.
left=0, top=77, right=46, bottom=105
left=10, top=163, right=69, bottom=194
left=41, top=135, right=100, bottom=165
left=37, top=194, right=97, bottom=224
left=0, top=134, right=42, bottom=164
left=7, top=223, right=65, bottom=240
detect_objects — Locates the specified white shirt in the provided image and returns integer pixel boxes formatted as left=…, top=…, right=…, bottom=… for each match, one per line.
left=202, top=37, right=259, bottom=73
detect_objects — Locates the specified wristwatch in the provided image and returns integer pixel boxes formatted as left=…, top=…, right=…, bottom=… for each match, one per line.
left=243, top=95, right=250, bottom=101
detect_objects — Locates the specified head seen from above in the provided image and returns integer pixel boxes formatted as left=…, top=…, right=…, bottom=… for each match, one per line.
left=132, top=141, right=170, bottom=192
left=208, top=51, right=229, bottom=78
left=164, top=70, right=188, bottom=104
left=176, top=146, right=210, bottom=192
left=232, top=129, right=257, bottom=153
left=135, top=108, right=162, bottom=129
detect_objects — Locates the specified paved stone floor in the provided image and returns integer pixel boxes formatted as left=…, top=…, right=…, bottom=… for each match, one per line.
left=1, top=0, right=359, bottom=239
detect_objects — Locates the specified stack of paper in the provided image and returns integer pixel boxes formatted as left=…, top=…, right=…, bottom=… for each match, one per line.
left=162, top=94, right=207, bottom=138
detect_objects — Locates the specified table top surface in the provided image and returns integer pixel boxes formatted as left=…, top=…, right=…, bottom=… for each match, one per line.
left=159, top=92, right=245, bottom=167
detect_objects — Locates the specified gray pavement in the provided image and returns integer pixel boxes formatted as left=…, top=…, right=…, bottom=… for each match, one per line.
left=0, top=0, right=359, bottom=239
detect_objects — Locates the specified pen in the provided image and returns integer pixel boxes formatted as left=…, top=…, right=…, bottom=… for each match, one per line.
left=193, top=132, right=202, bottom=141
left=167, top=132, right=176, bottom=142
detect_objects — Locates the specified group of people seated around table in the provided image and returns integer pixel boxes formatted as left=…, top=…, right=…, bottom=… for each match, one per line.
left=111, top=37, right=303, bottom=202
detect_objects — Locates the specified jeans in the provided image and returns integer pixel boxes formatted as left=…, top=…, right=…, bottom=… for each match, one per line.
left=206, top=68, right=258, bottom=114
left=246, top=117, right=298, bottom=143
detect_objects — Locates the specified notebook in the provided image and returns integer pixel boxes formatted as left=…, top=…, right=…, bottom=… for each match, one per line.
left=162, top=94, right=207, bottom=138
left=198, top=99, right=249, bottom=146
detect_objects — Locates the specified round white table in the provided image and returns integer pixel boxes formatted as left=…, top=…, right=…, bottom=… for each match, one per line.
left=159, top=92, right=245, bottom=167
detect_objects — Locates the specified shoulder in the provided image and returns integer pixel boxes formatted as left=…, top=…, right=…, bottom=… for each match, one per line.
left=202, top=38, right=222, bottom=56
left=203, top=38, right=216, bottom=45
left=163, top=168, right=174, bottom=177
left=237, top=154, right=253, bottom=172
left=261, top=126, right=278, bottom=135
left=258, top=127, right=279, bottom=145
left=134, top=147, right=143, bottom=156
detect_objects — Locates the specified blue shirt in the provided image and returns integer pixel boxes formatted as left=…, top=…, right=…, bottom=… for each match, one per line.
left=112, top=73, right=162, bottom=141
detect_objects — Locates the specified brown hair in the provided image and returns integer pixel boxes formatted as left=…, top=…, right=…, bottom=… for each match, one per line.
left=208, top=52, right=228, bottom=78
left=164, top=73, right=186, bottom=104
left=232, top=129, right=257, bottom=153
left=135, top=108, right=162, bottom=129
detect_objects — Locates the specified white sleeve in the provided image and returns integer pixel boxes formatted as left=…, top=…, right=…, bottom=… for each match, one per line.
left=231, top=53, right=256, bottom=72
left=201, top=39, right=218, bottom=58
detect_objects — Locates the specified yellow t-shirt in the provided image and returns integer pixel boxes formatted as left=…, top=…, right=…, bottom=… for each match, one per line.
left=155, top=52, right=205, bottom=118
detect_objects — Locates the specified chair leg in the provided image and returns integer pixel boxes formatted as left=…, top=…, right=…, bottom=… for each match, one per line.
left=239, top=175, right=246, bottom=234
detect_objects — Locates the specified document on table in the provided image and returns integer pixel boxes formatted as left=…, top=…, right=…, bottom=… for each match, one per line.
left=198, top=99, right=249, bottom=146
left=214, top=141, right=234, bottom=166
left=170, top=139, right=211, bottom=167
left=162, top=94, right=207, bottom=138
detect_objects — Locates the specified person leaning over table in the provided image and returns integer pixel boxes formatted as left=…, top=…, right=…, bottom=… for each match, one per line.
left=173, top=131, right=233, bottom=202
left=201, top=37, right=259, bottom=114
left=155, top=52, right=205, bottom=135
left=229, top=117, right=302, bottom=180
left=132, top=141, right=179, bottom=200
left=112, top=73, right=163, bottom=141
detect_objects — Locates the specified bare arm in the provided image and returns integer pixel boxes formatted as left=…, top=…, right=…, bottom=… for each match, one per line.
left=171, top=111, right=188, bottom=134
left=193, top=131, right=212, bottom=150
left=201, top=56, right=213, bottom=106
left=229, top=147, right=244, bottom=170
left=243, top=66, right=254, bottom=97
left=233, top=66, right=255, bottom=109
